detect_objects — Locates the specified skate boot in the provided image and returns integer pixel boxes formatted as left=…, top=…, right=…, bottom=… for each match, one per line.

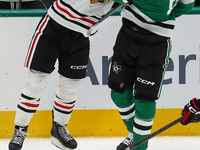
left=8, top=125, right=28, bottom=150
left=51, top=121, right=77, bottom=150
left=117, top=132, right=133, bottom=150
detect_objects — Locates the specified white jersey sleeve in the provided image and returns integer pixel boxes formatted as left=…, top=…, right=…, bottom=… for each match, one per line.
left=48, top=0, right=114, bottom=37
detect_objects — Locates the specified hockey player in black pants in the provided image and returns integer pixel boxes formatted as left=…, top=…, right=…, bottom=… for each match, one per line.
left=7, top=0, right=133, bottom=150
left=107, top=0, right=194, bottom=150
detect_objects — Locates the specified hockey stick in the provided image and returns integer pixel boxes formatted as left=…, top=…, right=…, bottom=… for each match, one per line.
left=126, top=116, right=183, bottom=150
left=88, top=3, right=128, bottom=35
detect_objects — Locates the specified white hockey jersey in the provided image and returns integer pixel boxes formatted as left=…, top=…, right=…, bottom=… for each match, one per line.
left=48, top=0, right=114, bottom=37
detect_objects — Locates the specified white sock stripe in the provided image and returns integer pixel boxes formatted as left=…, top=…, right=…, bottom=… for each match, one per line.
left=134, top=117, right=153, bottom=126
left=118, top=103, right=135, bottom=112
left=133, top=117, right=153, bottom=135
left=133, top=127, right=151, bottom=135
left=121, top=111, right=135, bottom=120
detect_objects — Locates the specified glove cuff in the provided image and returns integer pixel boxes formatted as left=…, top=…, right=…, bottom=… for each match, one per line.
left=192, top=98, right=200, bottom=110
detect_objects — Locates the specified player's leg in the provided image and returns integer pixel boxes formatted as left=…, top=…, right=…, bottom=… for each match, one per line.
left=9, top=15, right=59, bottom=150
left=51, top=76, right=82, bottom=149
left=111, top=90, right=135, bottom=133
left=108, top=26, right=137, bottom=150
left=111, top=90, right=135, bottom=150
left=132, top=97, right=156, bottom=150
left=132, top=37, right=171, bottom=150
left=50, top=27, right=90, bottom=149
left=8, top=69, right=51, bottom=150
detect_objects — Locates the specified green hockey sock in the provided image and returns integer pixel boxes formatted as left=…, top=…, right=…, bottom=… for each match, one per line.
left=111, top=89, right=135, bottom=133
left=133, top=98, right=156, bottom=150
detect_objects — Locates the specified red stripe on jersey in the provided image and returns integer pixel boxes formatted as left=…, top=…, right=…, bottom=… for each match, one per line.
left=55, top=0, right=95, bottom=25
left=20, top=102, right=39, bottom=108
left=192, top=98, right=200, bottom=110
left=25, top=14, right=49, bottom=68
left=54, top=101, right=75, bottom=109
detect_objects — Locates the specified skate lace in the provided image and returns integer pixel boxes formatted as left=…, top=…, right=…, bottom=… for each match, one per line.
left=58, top=125, right=73, bottom=142
left=122, top=137, right=133, bottom=146
left=122, top=132, right=133, bottom=146
left=10, top=127, right=28, bottom=145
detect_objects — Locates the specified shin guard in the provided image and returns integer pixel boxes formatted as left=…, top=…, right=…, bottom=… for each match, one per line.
left=15, top=69, right=50, bottom=126
left=133, top=99, right=156, bottom=150
left=53, top=75, right=82, bottom=125
left=111, top=89, right=135, bottom=133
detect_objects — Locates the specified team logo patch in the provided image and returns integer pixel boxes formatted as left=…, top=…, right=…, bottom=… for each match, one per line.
left=112, top=62, right=122, bottom=74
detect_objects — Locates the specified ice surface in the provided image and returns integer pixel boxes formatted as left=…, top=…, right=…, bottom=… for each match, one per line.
left=1, top=136, right=200, bottom=150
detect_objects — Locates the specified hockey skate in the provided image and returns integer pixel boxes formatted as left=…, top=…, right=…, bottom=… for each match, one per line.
left=8, top=125, right=28, bottom=150
left=51, top=121, right=77, bottom=150
left=117, top=132, right=133, bottom=150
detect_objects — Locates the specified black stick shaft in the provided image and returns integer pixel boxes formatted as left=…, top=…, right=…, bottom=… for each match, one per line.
left=129, top=116, right=183, bottom=150
left=94, top=3, right=127, bottom=26
left=87, top=3, right=127, bottom=35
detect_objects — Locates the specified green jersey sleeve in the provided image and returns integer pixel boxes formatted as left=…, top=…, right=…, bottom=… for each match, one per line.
left=172, top=1, right=194, bottom=18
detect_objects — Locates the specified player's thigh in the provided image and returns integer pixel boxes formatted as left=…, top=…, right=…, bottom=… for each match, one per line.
left=58, top=35, right=90, bottom=79
left=108, top=27, right=137, bottom=93
left=27, top=15, right=60, bottom=73
left=108, top=58, right=136, bottom=93
left=135, top=39, right=171, bottom=99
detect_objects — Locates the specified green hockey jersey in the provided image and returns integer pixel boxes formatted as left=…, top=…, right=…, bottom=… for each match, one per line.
left=113, top=0, right=194, bottom=37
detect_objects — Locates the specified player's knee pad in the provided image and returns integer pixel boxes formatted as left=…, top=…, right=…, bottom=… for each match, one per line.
left=108, top=79, right=133, bottom=93
left=134, top=91, right=158, bottom=101
left=56, top=75, right=82, bottom=103
left=22, top=69, right=51, bottom=98
left=108, top=80, right=125, bottom=93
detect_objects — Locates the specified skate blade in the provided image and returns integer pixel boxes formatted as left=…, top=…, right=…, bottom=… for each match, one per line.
left=51, top=137, right=74, bottom=150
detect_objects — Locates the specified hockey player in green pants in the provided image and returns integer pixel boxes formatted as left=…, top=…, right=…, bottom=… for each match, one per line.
left=108, top=0, right=194, bottom=150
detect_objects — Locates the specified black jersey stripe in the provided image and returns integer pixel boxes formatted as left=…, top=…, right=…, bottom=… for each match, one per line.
left=51, top=5, right=90, bottom=30
left=125, top=6, right=174, bottom=30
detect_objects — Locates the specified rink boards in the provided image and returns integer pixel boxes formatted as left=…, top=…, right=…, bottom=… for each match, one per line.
left=1, top=9, right=200, bottom=138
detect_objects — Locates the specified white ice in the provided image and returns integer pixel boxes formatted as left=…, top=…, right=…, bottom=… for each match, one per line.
left=1, top=136, right=200, bottom=150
